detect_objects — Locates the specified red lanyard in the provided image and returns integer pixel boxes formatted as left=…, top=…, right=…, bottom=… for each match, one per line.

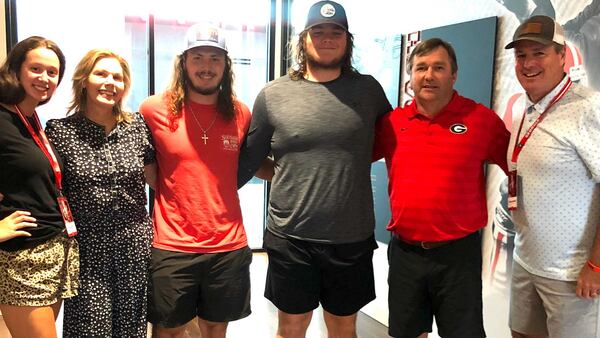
left=13, top=105, right=63, bottom=192
left=511, top=78, right=572, bottom=164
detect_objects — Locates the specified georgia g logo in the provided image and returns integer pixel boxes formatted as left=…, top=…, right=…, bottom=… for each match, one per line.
left=450, top=123, right=467, bottom=134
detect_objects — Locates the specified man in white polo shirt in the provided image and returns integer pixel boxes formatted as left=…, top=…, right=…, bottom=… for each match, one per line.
left=505, top=15, right=600, bottom=338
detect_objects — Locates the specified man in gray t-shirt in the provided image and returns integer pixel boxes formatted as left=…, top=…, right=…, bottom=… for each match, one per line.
left=238, top=1, right=391, bottom=337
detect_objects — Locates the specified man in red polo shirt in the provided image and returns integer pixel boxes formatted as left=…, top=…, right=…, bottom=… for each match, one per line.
left=373, top=38, right=510, bottom=338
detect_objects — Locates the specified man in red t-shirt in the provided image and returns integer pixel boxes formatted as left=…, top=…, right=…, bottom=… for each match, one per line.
left=373, top=38, right=510, bottom=338
left=139, top=23, right=253, bottom=338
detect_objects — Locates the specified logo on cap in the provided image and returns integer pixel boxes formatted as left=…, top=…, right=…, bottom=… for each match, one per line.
left=521, top=22, right=542, bottom=34
left=184, top=23, right=227, bottom=54
left=320, top=3, right=336, bottom=17
left=196, top=28, right=219, bottom=44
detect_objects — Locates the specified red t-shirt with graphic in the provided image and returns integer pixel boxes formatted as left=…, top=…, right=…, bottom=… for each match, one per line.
left=140, top=94, right=251, bottom=253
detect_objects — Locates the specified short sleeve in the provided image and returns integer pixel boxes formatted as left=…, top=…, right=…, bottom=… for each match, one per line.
left=372, top=111, right=393, bottom=161
left=574, top=94, right=600, bottom=182
left=368, top=75, right=393, bottom=118
left=45, top=119, right=60, bottom=145
left=486, top=110, right=511, bottom=174
left=237, top=88, right=274, bottom=187
left=135, top=112, right=156, bottom=165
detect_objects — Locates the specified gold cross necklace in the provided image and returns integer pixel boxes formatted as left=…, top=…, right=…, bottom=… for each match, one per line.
left=188, top=103, right=218, bottom=145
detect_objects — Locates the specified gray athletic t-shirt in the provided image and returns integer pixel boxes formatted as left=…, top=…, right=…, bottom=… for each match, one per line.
left=238, top=73, right=392, bottom=244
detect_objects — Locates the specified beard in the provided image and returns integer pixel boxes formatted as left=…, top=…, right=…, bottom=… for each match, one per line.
left=185, top=72, right=221, bottom=95
left=305, top=49, right=345, bottom=70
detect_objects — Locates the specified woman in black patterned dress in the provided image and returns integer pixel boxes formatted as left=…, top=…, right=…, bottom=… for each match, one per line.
left=45, top=49, right=156, bottom=338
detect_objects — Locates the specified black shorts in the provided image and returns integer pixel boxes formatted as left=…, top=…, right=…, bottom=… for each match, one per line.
left=148, top=246, right=252, bottom=328
left=263, top=230, right=377, bottom=316
left=388, top=231, right=485, bottom=338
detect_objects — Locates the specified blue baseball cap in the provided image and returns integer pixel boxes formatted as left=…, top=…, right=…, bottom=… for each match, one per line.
left=305, top=1, right=348, bottom=31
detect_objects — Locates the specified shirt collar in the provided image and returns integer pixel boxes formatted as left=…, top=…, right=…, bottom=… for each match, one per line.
left=76, top=113, right=123, bottom=137
left=525, top=75, right=569, bottom=114
left=407, top=91, right=459, bottom=120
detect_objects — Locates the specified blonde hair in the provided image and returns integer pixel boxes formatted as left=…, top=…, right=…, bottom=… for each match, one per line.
left=68, top=49, right=132, bottom=123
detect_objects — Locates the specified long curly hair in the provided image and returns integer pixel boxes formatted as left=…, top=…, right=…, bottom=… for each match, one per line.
left=0, top=36, right=66, bottom=106
left=165, top=51, right=237, bottom=121
left=67, top=49, right=133, bottom=123
left=288, top=29, right=358, bottom=81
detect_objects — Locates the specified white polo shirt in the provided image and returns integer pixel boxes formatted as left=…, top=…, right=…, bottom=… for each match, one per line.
left=508, top=76, right=600, bottom=281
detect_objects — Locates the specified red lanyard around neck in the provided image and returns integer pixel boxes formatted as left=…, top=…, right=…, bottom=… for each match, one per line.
left=13, top=105, right=63, bottom=192
left=511, top=77, right=572, bottom=164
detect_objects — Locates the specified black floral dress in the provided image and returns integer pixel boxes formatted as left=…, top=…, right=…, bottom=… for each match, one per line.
left=46, top=112, right=154, bottom=338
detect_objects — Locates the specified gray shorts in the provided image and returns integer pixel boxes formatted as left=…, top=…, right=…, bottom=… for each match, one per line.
left=510, top=261, right=600, bottom=338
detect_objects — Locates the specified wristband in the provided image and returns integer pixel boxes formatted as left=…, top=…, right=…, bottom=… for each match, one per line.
left=587, top=260, right=600, bottom=272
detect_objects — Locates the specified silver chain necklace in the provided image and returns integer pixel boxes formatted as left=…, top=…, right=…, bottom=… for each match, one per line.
left=188, top=103, right=218, bottom=145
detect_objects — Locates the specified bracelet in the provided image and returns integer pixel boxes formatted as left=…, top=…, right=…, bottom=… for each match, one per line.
left=587, top=260, right=600, bottom=272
